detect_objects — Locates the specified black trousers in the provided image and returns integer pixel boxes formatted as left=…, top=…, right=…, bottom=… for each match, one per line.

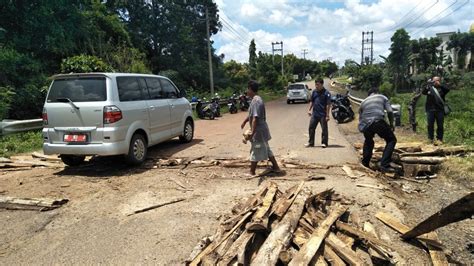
left=308, top=116, right=328, bottom=146
left=362, top=120, right=397, bottom=167
left=427, top=110, right=444, bottom=141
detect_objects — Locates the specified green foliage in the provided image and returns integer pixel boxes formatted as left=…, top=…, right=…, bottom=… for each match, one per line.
left=410, top=37, right=441, bottom=73
left=0, top=86, right=15, bottom=120
left=159, top=69, right=188, bottom=92
left=60, top=55, right=114, bottom=73
left=249, top=39, right=257, bottom=78
left=353, top=64, right=383, bottom=91
left=106, top=44, right=150, bottom=73
left=447, top=31, right=474, bottom=70
left=388, top=29, right=411, bottom=92
left=223, top=60, right=249, bottom=88
left=319, top=60, right=338, bottom=77
left=380, top=81, right=395, bottom=97
left=0, top=131, right=43, bottom=158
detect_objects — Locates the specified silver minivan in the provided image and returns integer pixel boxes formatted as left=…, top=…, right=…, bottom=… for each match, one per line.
left=42, top=73, right=194, bottom=166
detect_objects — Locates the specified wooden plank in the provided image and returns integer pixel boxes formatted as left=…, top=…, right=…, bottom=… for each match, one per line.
left=335, top=221, right=391, bottom=249
left=325, top=233, right=364, bottom=266
left=288, top=205, right=347, bottom=266
left=190, top=211, right=253, bottom=266
left=0, top=196, right=68, bottom=211
left=342, top=165, right=361, bottom=179
left=31, top=152, right=61, bottom=162
left=272, top=181, right=305, bottom=219
left=246, top=182, right=278, bottom=232
left=252, top=190, right=307, bottom=265
left=314, top=256, right=328, bottom=266
left=356, top=183, right=387, bottom=190
left=402, top=192, right=474, bottom=239
left=375, top=212, right=448, bottom=266
left=217, top=231, right=254, bottom=266
left=400, top=156, right=446, bottom=164
left=127, top=198, right=186, bottom=216
left=323, top=245, right=345, bottom=266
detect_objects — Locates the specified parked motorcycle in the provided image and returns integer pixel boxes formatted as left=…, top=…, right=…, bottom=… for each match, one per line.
left=239, top=93, right=250, bottom=111
left=195, top=99, right=215, bottom=120
left=331, top=93, right=354, bottom=123
left=211, top=96, right=221, bottom=117
left=228, top=94, right=238, bottom=114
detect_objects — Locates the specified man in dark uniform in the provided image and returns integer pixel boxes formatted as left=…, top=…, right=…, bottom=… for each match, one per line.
left=305, top=78, right=331, bottom=148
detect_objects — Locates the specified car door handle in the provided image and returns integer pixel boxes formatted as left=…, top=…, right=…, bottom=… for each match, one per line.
left=170, top=104, right=175, bottom=108
left=149, top=106, right=155, bottom=111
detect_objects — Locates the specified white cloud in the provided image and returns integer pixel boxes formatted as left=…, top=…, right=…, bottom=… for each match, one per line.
left=215, top=0, right=473, bottom=65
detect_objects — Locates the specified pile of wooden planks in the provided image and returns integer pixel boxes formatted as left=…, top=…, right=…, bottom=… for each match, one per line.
left=0, top=152, right=63, bottom=170
left=187, top=182, right=395, bottom=265
left=353, top=143, right=471, bottom=178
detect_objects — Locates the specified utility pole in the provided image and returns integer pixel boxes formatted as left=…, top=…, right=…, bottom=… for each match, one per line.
left=361, top=31, right=374, bottom=65
left=206, top=7, right=214, bottom=96
left=302, top=49, right=308, bottom=59
left=302, top=49, right=308, bottom=79
left=272, top=41, right=284, bottom=76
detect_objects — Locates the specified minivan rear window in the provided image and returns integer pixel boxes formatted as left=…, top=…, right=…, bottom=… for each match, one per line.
left=47, top=77, right=106, bottom=102
left=288, top=84, right=305, bottom=90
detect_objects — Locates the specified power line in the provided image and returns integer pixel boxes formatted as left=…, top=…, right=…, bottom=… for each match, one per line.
left=410, top=0, right=469, bottom=37
left=409, top=0, right=459, bottom=36
left=378, top=0, right=429, bottom=35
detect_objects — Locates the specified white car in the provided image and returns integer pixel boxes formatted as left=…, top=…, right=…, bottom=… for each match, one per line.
left=42, top=73, right=194, bottom=166
left=287, top=83, right=311, bottom=104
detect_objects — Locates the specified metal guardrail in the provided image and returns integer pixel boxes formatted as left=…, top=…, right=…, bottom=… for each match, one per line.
left=0, top=119, right=43, bottom=136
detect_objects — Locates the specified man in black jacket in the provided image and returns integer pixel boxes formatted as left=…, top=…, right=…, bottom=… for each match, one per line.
left=422, top=76, right=450, bottom=145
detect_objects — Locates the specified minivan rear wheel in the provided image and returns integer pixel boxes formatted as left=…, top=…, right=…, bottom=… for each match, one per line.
left=61, top=155, right=85, bottom=166
left=125, top=133, right=147, bottom=165
left=179, top=119, right=194, bottom=143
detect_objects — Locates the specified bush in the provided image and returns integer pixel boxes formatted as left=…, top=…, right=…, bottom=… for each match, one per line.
left=380, top=81, right=395, bottom=97
left=0, top=131, right=43, bottom=158
left=60, top=55, right=114, bottom=73
left=0, top=86, right=14, bottom=120
left=107, top=45, right=150, bottom=73
left=353, top=64, right=383, bottom=91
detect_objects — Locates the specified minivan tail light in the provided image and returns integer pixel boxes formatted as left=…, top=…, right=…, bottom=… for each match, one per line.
left=42, top=108, right=48, bottom=125
left=103, top=105, right=122, bottom=124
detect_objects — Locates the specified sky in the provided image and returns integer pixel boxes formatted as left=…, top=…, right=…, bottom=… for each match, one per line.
left=212, top=0, right=473, bottom=66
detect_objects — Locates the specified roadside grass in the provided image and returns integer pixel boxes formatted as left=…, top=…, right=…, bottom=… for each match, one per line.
left=0, top=130, right=43, bottom=158
left=390, top=88, right=474, bottom=148
left=333, top=75, right=351, bottom=84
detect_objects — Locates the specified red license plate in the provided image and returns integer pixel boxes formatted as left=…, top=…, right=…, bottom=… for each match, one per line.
left=64, top=134, right=87, bottom=142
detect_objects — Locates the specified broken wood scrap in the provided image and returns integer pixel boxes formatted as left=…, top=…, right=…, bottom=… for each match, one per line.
left=375, top=212, right=448, bottom=266
left=246, top=182, right=278, bottom=232
left=31, top=152, right=61, bottom=162
left=335, top=221, right=392, bottom=250
left=127, top=197, right=186, bottom=216
left=252, top=189, right=307, bottom=265
left=356, top=183, right=387, bottom=190
left=323, top=244, right=345, bottom=266
left=402, top=192, right=474, bottom=240
left=342, top=165, right=362, bottom=179
left=271, top=181, right=305, bottom=219
left=190, top=211, right=253, bottom=266
left=289, top=204, right=347, bottom=266
left=0, top=196, right=68, bottom=211
left=400, top=145, right=470, bottom=157
left=325, top=232, right=364, bottom=265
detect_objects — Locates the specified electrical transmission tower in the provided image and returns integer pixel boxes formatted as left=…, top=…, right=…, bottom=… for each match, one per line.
left=272, top=41, right=284, bottom=76
left=361, top=31, right=374, bottom=65
left=302, top=49, right=308, bottom=79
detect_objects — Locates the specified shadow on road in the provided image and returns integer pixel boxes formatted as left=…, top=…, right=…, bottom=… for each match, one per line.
left=53, top=138, right=204, bottom=178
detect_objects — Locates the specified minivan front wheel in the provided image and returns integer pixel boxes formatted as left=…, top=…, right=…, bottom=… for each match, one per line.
left=179, top=119, right=194, bottom=143
left=126, top=133, right=147, bottom=165
left=61, top=155, right=85, bottom=166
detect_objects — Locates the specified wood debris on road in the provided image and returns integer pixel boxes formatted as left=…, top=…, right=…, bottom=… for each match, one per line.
left=0, top=196, right=68, bottom=211
left=127, top=197, right=187, bottom=216
left=188, top=182, right=395, bottom=265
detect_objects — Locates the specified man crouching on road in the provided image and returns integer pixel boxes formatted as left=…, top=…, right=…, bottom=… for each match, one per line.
left=359, top=87, right=397, bottom=172
left=240, top=80, right=281, bottom=176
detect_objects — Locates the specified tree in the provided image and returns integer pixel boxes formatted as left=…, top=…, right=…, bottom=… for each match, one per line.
left=319, top=60, right=338, bottom=77
left=388, top=29, right=411, bottom=92
left=447, top=31, right=474, bottom=70
left=248, top=39, right=257, bottom=78
left=353, top=64, right=383, bottom=91
left=223, top=60, right=249, bottom=88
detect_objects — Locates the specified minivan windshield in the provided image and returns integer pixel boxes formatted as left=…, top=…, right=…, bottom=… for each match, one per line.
left=47, top=77, right=106, bottom=102
left=288, top=84, right=305, bottom=91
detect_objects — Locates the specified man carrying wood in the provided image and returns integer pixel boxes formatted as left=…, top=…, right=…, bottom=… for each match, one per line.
left=241, top=80, right=281, bottom=176
left=358, top=87, right=397, bottom=173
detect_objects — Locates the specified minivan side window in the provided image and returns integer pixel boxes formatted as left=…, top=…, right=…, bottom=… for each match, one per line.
left=145, top=78, right=164, bottom=99
left=160, top=78, right=179, bottom=99
left=117, top=77, right=143, bottom=101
